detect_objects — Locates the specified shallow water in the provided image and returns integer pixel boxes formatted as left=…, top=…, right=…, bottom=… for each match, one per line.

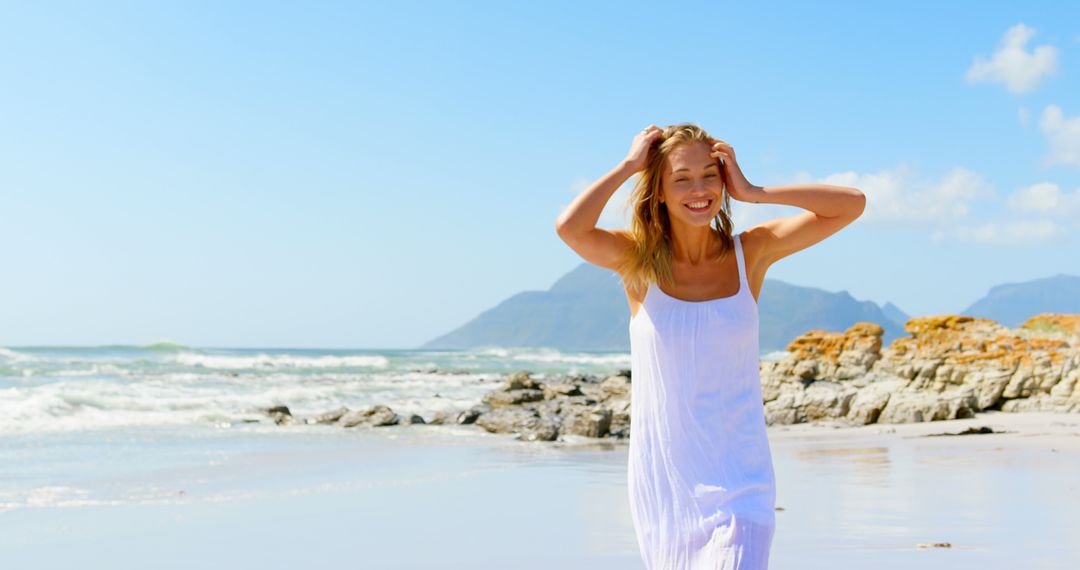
left=2, top=422, right=1078, bottom=569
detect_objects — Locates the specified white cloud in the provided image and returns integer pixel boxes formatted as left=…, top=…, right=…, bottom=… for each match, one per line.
left=1006, top=181, right=1080, bottom=216
left=782, top=165, right=1076, bottom=246
left=1039, top=104, right=1080, bottom=168
left=950, top=219, right=1066, bottom=245
left=789, top=164, right=993, bottom=227
left=935, top=180, right=1080, bottom=245
left=1018, top=106, right=1030, bottom=128
left=964, top=23, right=1058, bottom=94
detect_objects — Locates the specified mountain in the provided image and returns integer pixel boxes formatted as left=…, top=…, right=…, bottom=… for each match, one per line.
left=961, top=273, right=1080, bottom=327
left=421, top=262, right=909, bottom=353
left=421, top=263, right=631, bottom=352
left=756, top=279, right=907, bottom=351
left=880, top=302, right=910, bottom=329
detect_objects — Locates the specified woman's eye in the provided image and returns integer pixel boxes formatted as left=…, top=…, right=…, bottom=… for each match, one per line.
left=706, top=173, right=717, bottom=178
left=675, top=178, right=688, bottom=183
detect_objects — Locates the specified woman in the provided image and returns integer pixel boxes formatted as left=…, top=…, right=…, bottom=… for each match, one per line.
left=554, top=123, right=865, bottom=569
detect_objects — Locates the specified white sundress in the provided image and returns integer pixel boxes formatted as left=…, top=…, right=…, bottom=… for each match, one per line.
left=627, top=231, right=777, bottom=569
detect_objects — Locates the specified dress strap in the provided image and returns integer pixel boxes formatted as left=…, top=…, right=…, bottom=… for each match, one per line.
left=734, top=232, right=749, bottom=290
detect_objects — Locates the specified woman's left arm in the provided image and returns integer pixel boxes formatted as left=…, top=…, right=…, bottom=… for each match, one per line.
left=746, top=183, right=865, bottom=216
left=710, top=139, right=866, bottom=266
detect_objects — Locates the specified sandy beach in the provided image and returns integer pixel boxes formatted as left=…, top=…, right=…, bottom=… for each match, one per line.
left=2, top=409, right=1077, bottom=569
left=769, top=408, right=1080, bottom=449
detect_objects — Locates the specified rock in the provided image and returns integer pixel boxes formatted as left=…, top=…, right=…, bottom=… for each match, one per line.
left=876, top=390, right=977, bottom=423
left=262, top=405, right=293, bottom=425
left=518, top=419, right=560, bottom=441
left=1020, top=314, right=1080, bottom=342
left=532, top=399, right=563, bottom=416
left=542, top=383, right=583, bottom=399
left=313, top=407, right=349, bottom=425
left=845, top=381, right=897, bottom=425
left=339, top=405, right=399, bottom=428
left=340, top=410, right=368, bottom=428
left=599, top=374, right=632, bottom=399
left=368, top=406, right=399, bottom=427
left=801, top=380, right=856, bottom=420
left=456, top=405, right=490, bottom=425
left=606, top=398, right=632, bottom=434
left=563, top=406, right=612, bottom=438
left=762, top=314, right=1080, bottom=425
left=783, top=322, right=884, bottom=380
left=971, top=369, right=1013, bottom=409
left=562, top=394, right=600, bottom=407
left=483, top=388, right=544, bottom=407
left=504, top=371, right=541, bottom=390
left=475, top=407, right=542, bottom=434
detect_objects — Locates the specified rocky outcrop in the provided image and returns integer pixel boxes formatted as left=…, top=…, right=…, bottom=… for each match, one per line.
left=762, top=313, right=1080, bottom=426
left=259, top=369, right=632, bottom=443
left=467, top=371, right=630, bottom=441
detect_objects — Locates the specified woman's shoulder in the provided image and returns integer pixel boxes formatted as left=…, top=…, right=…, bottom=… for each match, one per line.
left=738, top=227, right=764, bottom=257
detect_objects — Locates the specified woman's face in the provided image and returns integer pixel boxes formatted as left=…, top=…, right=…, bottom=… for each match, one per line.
left=659, top=141, right=723, bottom=227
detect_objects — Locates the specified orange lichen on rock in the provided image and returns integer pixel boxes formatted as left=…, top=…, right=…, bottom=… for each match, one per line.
left=1021, top=314, right=1080, bottom=337
left=785, top=322, right=884, bottom=363
left=945, top=334, right=1070, bottom=368
left=903, top=315, right=978, bottom=336
left=886, top=314, right=1071, bottom=368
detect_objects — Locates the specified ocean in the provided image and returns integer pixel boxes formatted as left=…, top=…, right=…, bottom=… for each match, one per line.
left=0, top=344, right=652, bottom=511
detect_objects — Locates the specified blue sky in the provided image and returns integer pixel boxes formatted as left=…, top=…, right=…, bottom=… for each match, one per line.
left=1, top=1, right=1077, bottom=348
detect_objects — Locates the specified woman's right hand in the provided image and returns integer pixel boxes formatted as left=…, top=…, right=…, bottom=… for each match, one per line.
left=622, top=125, right=664, bottom=173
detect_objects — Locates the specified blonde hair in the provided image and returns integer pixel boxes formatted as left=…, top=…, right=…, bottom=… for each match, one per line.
left=614, top=123, right=735, bottom=293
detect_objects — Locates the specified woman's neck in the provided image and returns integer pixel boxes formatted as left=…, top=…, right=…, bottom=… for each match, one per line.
left=668, top=224, right=721, bottom=264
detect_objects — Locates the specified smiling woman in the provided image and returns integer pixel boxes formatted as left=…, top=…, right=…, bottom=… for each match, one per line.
left=555, top=122, right=865, bottom=569
left=616, top=124, right=737, bottom=299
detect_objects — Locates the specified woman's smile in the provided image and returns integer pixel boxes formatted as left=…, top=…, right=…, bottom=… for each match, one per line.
left=684, top=198, right=713, bottom=213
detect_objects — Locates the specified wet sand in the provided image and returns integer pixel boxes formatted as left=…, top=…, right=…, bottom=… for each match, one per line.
left=1, top=410, right=1077, bottom=569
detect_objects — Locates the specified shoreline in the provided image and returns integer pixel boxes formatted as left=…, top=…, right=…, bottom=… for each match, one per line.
left=371, top=409, right=1080, bottom=456
left=766, top=409, right=1080, bottom=450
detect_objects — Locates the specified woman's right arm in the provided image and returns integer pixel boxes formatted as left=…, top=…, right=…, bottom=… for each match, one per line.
left=554, top=125, right=662, bottom=271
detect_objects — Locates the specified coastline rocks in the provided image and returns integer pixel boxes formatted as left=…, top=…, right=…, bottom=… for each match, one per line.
left=468, top=370, right=630, bottom=442
left=272, top=312, right=1079, bottom=442
left=762, top=313, right=1080, bottom=426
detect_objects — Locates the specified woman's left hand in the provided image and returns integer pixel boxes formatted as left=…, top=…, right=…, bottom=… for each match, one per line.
left=709, top=138, right=760, bottom=202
